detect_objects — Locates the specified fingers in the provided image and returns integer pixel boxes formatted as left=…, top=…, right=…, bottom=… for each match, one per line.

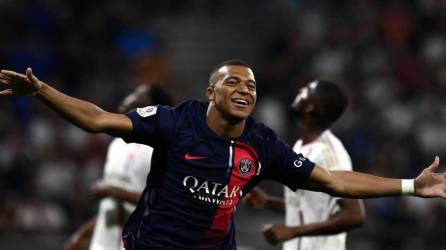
left=262, top=224, right=278, bottom=245
left=0, top=70, right=17, bottom=76
left=0, top=78, right=10, bottom=85
left=26, top=67, right=39, bottom=84
left=0, top=72, right=12, bottom=82
left=262, top=224, right=273, bottom=231
left=1, top=69, right=29, bottom=82
left=0, top=89, right=13, bottom=95
left=428, top=156, right=440, bottom=171
left=1, top=70, right=24, bottom=79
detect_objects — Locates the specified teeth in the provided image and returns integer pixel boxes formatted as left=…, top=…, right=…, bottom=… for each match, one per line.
left=234, top=99, right=248, bottom=105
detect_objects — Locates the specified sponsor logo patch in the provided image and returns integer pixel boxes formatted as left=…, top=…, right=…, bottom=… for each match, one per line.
left=136, top=106, right=157, bottom=117
left=183, top=176, right=241, bottom=207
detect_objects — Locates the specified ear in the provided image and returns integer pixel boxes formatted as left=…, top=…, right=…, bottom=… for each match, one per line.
left=206, top=86, right=215, bottom=102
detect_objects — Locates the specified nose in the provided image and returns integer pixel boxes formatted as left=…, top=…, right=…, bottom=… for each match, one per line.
left=237, top=83, right=249, bottom=95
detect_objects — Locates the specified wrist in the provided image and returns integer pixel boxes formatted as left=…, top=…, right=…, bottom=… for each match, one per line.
left=32, top=81, right=45, bottom=97
left=291, top=225, right=303, bottom=238
left=401, top=179, right=415, bottom=196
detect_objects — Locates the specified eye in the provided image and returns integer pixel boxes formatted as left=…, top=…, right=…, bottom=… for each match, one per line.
left=226, top=80, right=237, bottom=85
left=248, top=84, right=256, bottom=91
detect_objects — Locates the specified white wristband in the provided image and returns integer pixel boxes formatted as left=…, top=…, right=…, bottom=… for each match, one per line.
left=401, top=179, right=415, bottom=196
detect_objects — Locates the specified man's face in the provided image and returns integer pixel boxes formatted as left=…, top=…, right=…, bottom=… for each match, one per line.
left=207, top=65, right=257, bottom=122
left=291, top=81, right=318, bottom=115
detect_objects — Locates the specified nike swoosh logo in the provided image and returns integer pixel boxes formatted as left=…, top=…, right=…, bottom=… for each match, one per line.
left=184, top=153, right=206, bottom=160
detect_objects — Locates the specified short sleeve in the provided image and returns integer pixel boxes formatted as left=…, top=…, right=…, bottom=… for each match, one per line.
left=266, top=137, right=315, bottom=191
left=123, top=105, right=176, bottom=147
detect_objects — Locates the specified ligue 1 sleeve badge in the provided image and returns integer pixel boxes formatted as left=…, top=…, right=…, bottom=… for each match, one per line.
left=238, top=158, right=253, bottom=176
left=136, top=106, right=157, bottom=117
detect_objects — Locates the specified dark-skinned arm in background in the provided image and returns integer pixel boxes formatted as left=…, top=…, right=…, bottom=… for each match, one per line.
left=63, top=183, right=143, bottom=250
left=245, top=188, right=365, bottom=245
left=64, top=217, right=96, bottom=250
left=91, top=181, right=141, bottom=204
left=261, top=198, right=365, bottom=245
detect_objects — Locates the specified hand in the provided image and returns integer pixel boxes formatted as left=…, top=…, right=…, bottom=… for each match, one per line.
left=244, top=188, right=268, bottom=208
left=262, top=223, right=296, bottom=245
left=415, top=156, right=446, bottom=198
left=0, top=68, right=43, bottom=96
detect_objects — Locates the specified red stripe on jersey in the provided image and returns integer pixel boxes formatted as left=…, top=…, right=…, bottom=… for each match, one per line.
left=297, top=211, right=304, bottom=250
left=123, top=239, right=129, bottom=250
left=205, top=141, right=258, bottom=243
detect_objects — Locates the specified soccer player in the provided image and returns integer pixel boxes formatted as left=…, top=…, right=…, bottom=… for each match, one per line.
left=64, top=85, right=173, bottom=250
left=245, top=80, right=365, bottom=249
left=0, top=61, right=445, bottom=250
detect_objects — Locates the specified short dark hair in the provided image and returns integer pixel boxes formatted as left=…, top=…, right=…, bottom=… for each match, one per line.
left=312, top=80, right=348, bottom=129
left=209, top=59, right=251, bottom=86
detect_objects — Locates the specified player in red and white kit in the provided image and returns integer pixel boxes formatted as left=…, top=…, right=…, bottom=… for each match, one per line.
left=246, top=81, right=365, bottom=250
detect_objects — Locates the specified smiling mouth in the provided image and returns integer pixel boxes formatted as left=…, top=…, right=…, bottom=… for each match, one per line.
left=232, top=98, right=250, bottom=108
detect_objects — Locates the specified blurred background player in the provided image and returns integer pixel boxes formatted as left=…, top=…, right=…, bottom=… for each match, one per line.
left=246, top=80, right=366, bottom=250
left=64, top=85, right=173, bottom=250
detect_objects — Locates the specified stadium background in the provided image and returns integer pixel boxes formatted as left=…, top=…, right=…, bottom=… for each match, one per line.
left=0, top=0, right=445, bottom=249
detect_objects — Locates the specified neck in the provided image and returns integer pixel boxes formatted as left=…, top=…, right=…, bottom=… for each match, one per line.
left=206, top=104, right=245, bottom=138
left=297, top=118, right=325, bottom=145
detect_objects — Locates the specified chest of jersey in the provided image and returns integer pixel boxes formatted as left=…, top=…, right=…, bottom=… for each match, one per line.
left=169, top=134, right=260, bottom=209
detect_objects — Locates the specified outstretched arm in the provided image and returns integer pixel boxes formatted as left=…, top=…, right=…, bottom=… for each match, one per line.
left=262, top=199, right=365, bottom=245
left=64, top=217, right=96, bottom=250
left=303, top=156, right=446, bottom=199
left=0, top=68, right=132, bottom=137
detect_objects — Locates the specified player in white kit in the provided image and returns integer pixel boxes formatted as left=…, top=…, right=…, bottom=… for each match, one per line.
left=246, top=81, right=365, bottom=250
left=64, top=85, right=173, bottom=250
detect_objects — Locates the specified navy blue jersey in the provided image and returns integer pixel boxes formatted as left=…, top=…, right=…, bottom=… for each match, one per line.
left=122, top=100, right=315, bottom=250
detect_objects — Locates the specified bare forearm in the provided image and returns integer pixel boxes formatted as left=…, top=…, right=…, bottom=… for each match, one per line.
left=266, top=197, right=285, bottom=213
left=307, top=158, right=446, bottom=199
left=330, top=171, right=402, bottom=198
left=69, top=217, right=96, bottom=244
left=109, top=188, right=141, bottom=204
left=35, top=83, right=107, bottom=132
left=34, top=82, right=131, bottom=137
left=290, top=219, right=356, bottom=237
left=291, top=201, right=365, bottom=237
left=1, top=69, right=131, bottom=136
left=304, top=166, right=404, bottom=198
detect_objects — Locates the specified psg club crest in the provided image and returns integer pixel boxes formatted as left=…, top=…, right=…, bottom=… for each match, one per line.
left=238, top=158, right=253, bottom=176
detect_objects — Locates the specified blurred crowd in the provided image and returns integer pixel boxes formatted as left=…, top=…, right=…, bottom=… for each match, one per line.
left=1, top=0, right=446, bottom=249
